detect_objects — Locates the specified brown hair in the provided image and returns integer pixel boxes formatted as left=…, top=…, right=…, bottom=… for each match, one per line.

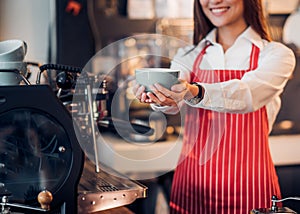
left=193, top=0, right=271, bottom=45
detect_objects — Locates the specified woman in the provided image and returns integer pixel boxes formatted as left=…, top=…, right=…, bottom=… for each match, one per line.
left=134, top=0, right=296, bottom=213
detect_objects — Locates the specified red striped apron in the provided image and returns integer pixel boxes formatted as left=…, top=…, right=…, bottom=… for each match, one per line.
left=170, top=44, right=281, bottom=214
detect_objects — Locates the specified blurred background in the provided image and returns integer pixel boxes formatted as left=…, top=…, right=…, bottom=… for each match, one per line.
left=1, top=0, right=300, bottom=213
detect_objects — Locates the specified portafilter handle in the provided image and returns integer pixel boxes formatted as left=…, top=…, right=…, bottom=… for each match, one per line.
left=37, top=190, right=53, bottom=211
left=0, top=189, right=53, bottom=213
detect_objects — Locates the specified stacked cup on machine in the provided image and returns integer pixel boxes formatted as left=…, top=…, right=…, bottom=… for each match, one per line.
left=0, top=39, right=28, bottom=85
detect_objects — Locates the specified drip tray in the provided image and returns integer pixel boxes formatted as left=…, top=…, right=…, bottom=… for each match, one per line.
left=78, top=159, right=147, bottom=213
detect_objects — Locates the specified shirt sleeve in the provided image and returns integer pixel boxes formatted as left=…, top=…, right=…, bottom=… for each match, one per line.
left=188, top=42, right=296, bottom=113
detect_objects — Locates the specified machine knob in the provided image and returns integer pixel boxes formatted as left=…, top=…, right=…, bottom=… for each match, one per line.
left=37, top=189, right=53, bottom=210
left=56, top=72, right=74, bottom=89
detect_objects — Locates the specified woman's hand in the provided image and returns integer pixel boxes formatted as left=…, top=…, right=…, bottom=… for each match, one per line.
left=132, top=79, right=199, bottom=107
left=132, top=81, right=151, bottom=103
left=149, top=79, right=199, bottom=106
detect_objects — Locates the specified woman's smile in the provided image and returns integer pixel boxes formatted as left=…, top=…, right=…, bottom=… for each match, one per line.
left=200, top=0, right=246, bottom=29
left=210, top=6, right=230, bottom=15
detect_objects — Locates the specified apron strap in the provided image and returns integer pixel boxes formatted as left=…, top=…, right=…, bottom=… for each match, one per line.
left=248, top=44, right=260, bottom=71
left=192, top=42, right=211, bottom=72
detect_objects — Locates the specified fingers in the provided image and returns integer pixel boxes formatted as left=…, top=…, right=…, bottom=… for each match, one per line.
left=148, top=84, right=177, bottom=106
left=140, top=92, right=149, bottom=102
left=150, top=84, right=171, bottom=100
left=147, top=91, right=176, bottom=106
left=171, top=79, right=188, bottom=92
left=134, top=83, right=178, bottom=106
left=153, top=83, right=173, bottom=97
left=132, top=83, right=153, bottom=103
left=133, top=84, right=145, bottom=100
left=146, top=92, right=160, bottom=103
left=133, top=79, right=196, bottom=107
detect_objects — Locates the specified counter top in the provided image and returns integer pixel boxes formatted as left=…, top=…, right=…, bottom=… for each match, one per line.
left=269, top=134, right=300, bottom=166
left=97, top=133, right=300, bottom=177
left=97, top=133, right=182, bottom=179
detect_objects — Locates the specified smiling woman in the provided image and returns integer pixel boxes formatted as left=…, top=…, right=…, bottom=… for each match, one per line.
left=133, top=0, right=296, bottom=213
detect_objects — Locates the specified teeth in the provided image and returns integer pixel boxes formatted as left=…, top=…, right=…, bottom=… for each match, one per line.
left=211, top=7, right=228, bottom=13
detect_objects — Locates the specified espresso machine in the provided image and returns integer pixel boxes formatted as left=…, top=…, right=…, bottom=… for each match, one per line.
left=0, top=40, right=148, bottom=213
left=0, top=72, right=148, bottom=213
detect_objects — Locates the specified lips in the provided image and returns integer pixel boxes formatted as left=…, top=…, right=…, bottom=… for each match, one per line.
left=210, top=7, right=230, bottom=14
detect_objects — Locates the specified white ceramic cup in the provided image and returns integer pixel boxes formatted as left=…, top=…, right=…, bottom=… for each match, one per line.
left=0, top=40, right=28, bottom=85
left=0, top=39, right=27, bottom=62
left=0, top=70, right=22, bottom=86
left=135, top=68, right=180, bottom=92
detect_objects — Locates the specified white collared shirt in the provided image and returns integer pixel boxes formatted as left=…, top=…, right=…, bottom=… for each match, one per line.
left=152, top=27, right=296, bottom=132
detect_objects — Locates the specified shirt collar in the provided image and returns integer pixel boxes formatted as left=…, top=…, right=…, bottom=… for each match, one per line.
left=199, top=26, right=264, bottom=50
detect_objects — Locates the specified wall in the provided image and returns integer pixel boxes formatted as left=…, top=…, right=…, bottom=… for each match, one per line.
left=0, top=0, right=53, bottom=63
left=55, top=0, right=95, bottom=68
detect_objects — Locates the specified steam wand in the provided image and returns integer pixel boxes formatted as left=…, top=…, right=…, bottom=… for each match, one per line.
left=86, top=84, right=100, bottom=173
left=271, top=195, right=300, bottom=212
